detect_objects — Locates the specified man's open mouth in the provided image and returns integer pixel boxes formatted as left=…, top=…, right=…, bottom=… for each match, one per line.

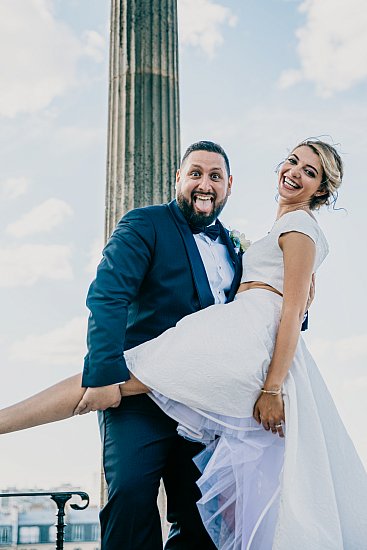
left=192, top=193, right=215, bottom=213
left=193, top=193, right=214, bottom=202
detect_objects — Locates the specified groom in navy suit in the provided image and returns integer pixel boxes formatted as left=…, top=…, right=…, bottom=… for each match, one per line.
left=79, top=141, right=242, bottom=549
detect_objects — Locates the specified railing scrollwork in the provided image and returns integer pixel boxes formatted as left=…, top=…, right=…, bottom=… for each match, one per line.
left=0, top=491, right=90, bottom=550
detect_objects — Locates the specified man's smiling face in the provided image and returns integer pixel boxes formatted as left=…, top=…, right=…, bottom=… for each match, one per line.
left=176, top=150, right=233, bottom=227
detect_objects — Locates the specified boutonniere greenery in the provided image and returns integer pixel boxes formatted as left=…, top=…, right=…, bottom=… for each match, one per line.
left=229, top=229, right=251, bottom=253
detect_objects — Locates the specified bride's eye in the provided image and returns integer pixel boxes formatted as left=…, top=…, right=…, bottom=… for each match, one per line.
left=287, top=157, right=297, bottom=164
left=304, top=169, right=316, bottom=178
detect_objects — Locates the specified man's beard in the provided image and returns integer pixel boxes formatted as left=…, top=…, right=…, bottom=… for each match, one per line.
left=176, top=192, right=228, bottom=228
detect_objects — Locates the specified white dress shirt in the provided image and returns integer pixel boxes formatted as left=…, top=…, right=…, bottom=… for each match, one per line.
left=193, top=230, right=235, bottom=304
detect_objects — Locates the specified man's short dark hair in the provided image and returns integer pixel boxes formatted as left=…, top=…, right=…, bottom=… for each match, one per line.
left=181, top=140, right=231, bottom=176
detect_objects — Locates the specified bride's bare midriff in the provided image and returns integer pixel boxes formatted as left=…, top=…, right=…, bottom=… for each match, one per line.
left=236, top=281, right=283, bottom=297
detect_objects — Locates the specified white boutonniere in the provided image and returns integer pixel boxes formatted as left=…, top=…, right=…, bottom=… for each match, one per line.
left=229, top=229, right=251, bottom=253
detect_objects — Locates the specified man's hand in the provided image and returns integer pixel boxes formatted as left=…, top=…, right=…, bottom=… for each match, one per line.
left=119, top=374, right=150, bottom=396
left=74, top=385, right=121, bottom=415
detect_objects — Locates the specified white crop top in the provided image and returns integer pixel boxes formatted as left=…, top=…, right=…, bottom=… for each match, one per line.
left=241, top=210, right=329, bottom=294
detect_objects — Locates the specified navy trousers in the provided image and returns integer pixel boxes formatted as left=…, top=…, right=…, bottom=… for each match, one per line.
left=99, top=394, right=216, bottom=550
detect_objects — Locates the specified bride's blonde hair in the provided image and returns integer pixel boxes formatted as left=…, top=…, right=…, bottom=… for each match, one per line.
left=292, top=138, right=343, bottom=210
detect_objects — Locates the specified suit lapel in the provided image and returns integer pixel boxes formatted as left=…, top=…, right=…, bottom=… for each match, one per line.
left=218, top=221, right=243, bottom=302
left=167, top=201, right=215, bottom=309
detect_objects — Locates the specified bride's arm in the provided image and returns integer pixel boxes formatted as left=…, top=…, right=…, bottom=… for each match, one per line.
left=253, top=231, right=316, bottom=436
left=0, top=374, right=85, bottom=434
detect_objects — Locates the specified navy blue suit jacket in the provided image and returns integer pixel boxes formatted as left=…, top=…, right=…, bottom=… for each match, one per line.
left=82, top=200, right=243, bottom=388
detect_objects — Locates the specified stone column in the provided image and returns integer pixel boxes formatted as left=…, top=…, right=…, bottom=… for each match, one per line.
left=105, top=0, right=180, bottom=239
left=101, top=0, right=180, bottom=540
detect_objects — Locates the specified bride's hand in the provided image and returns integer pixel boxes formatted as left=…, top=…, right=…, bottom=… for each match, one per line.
left=253, top=393, right=285, bottom=438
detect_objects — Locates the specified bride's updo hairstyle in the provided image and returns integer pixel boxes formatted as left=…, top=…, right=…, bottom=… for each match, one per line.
left=292, top=138, right=343, bottom=210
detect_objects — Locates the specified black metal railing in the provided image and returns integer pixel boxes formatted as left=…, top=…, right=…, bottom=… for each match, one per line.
left=0, top=491, right=89, bottom=550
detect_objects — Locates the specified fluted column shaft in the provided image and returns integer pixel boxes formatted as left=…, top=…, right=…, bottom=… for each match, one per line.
left=101, top=3, right=180, bottom=534
left=105, top=0, right=180, bottom=238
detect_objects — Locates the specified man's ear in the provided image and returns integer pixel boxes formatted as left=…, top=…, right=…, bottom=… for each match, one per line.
left=227, top=175, right=233, bottom=195
left=175, top=169, right=181, bottom=186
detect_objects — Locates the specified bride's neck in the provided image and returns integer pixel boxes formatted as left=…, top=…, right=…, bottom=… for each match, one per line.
left=276, top=201, right=311, bottom=220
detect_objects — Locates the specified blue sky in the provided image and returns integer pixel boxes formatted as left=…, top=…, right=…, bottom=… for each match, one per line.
left=1, top=0, right=366, bottom=503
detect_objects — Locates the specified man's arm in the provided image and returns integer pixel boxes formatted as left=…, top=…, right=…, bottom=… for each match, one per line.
left=82, top=209, right=156, bottom=389
left=76, top=209, right=156, bottom=413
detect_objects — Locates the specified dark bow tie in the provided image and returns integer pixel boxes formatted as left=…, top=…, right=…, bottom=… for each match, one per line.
left=190, top=223, right=220, bottom=241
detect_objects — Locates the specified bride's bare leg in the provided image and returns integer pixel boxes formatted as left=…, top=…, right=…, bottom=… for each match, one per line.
left=0, top=374, right=85, bottom=434
left=0, top=372, right=150, bottom=434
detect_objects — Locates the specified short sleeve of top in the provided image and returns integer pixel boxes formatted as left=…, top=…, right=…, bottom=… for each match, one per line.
left=240, top=210, right=329, bottom=294
left=276, top=209, right=319, bottom=242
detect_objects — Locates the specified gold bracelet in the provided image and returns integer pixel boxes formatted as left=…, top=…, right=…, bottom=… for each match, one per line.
left=261, top=388, right=281, bottom=396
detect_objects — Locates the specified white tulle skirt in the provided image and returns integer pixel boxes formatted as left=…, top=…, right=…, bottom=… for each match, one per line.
left=126, top=290, right=367, bottom=549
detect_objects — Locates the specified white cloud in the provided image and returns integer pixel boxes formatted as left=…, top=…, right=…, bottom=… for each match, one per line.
left=6, top=198, right=73, bottom=238
left=309, top=333, right=367, bottom=364
left=341, top=375, right=367, bottom=393
left=223, top=217, right=250, bottom=234
left=0, top=244, right=73, bottom=287
left=9, top=316, right=87, bottom=366
left=0, top=0, right=105, bottom=117
left=85, top=237, right=104, bottom=275
left=0, top=177, right=29, bottom=199
left=82, top=30, right=106, bottom=63
left=206, top=100, right=367, bottom=159
left=53, top=125, right=105, bottom=152
left=178, top=0, right=237, bottom=57
left=279, top=0, right=367, bottom=96
left=306, top=334, right=367, bottom=465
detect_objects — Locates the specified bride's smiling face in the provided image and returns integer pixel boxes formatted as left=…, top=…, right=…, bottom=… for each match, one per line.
left=176, top=150, right=232, bottom=226
left=278, top=145, right=324, bottom=205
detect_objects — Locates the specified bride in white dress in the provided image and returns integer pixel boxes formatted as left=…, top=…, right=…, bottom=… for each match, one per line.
left=1, top=139, right=366, bottom=549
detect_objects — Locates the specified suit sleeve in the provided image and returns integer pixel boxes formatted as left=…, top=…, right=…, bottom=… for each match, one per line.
left=82, top=209, right=156, bottom=387
left=301, top=311, right=308, bottom=331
